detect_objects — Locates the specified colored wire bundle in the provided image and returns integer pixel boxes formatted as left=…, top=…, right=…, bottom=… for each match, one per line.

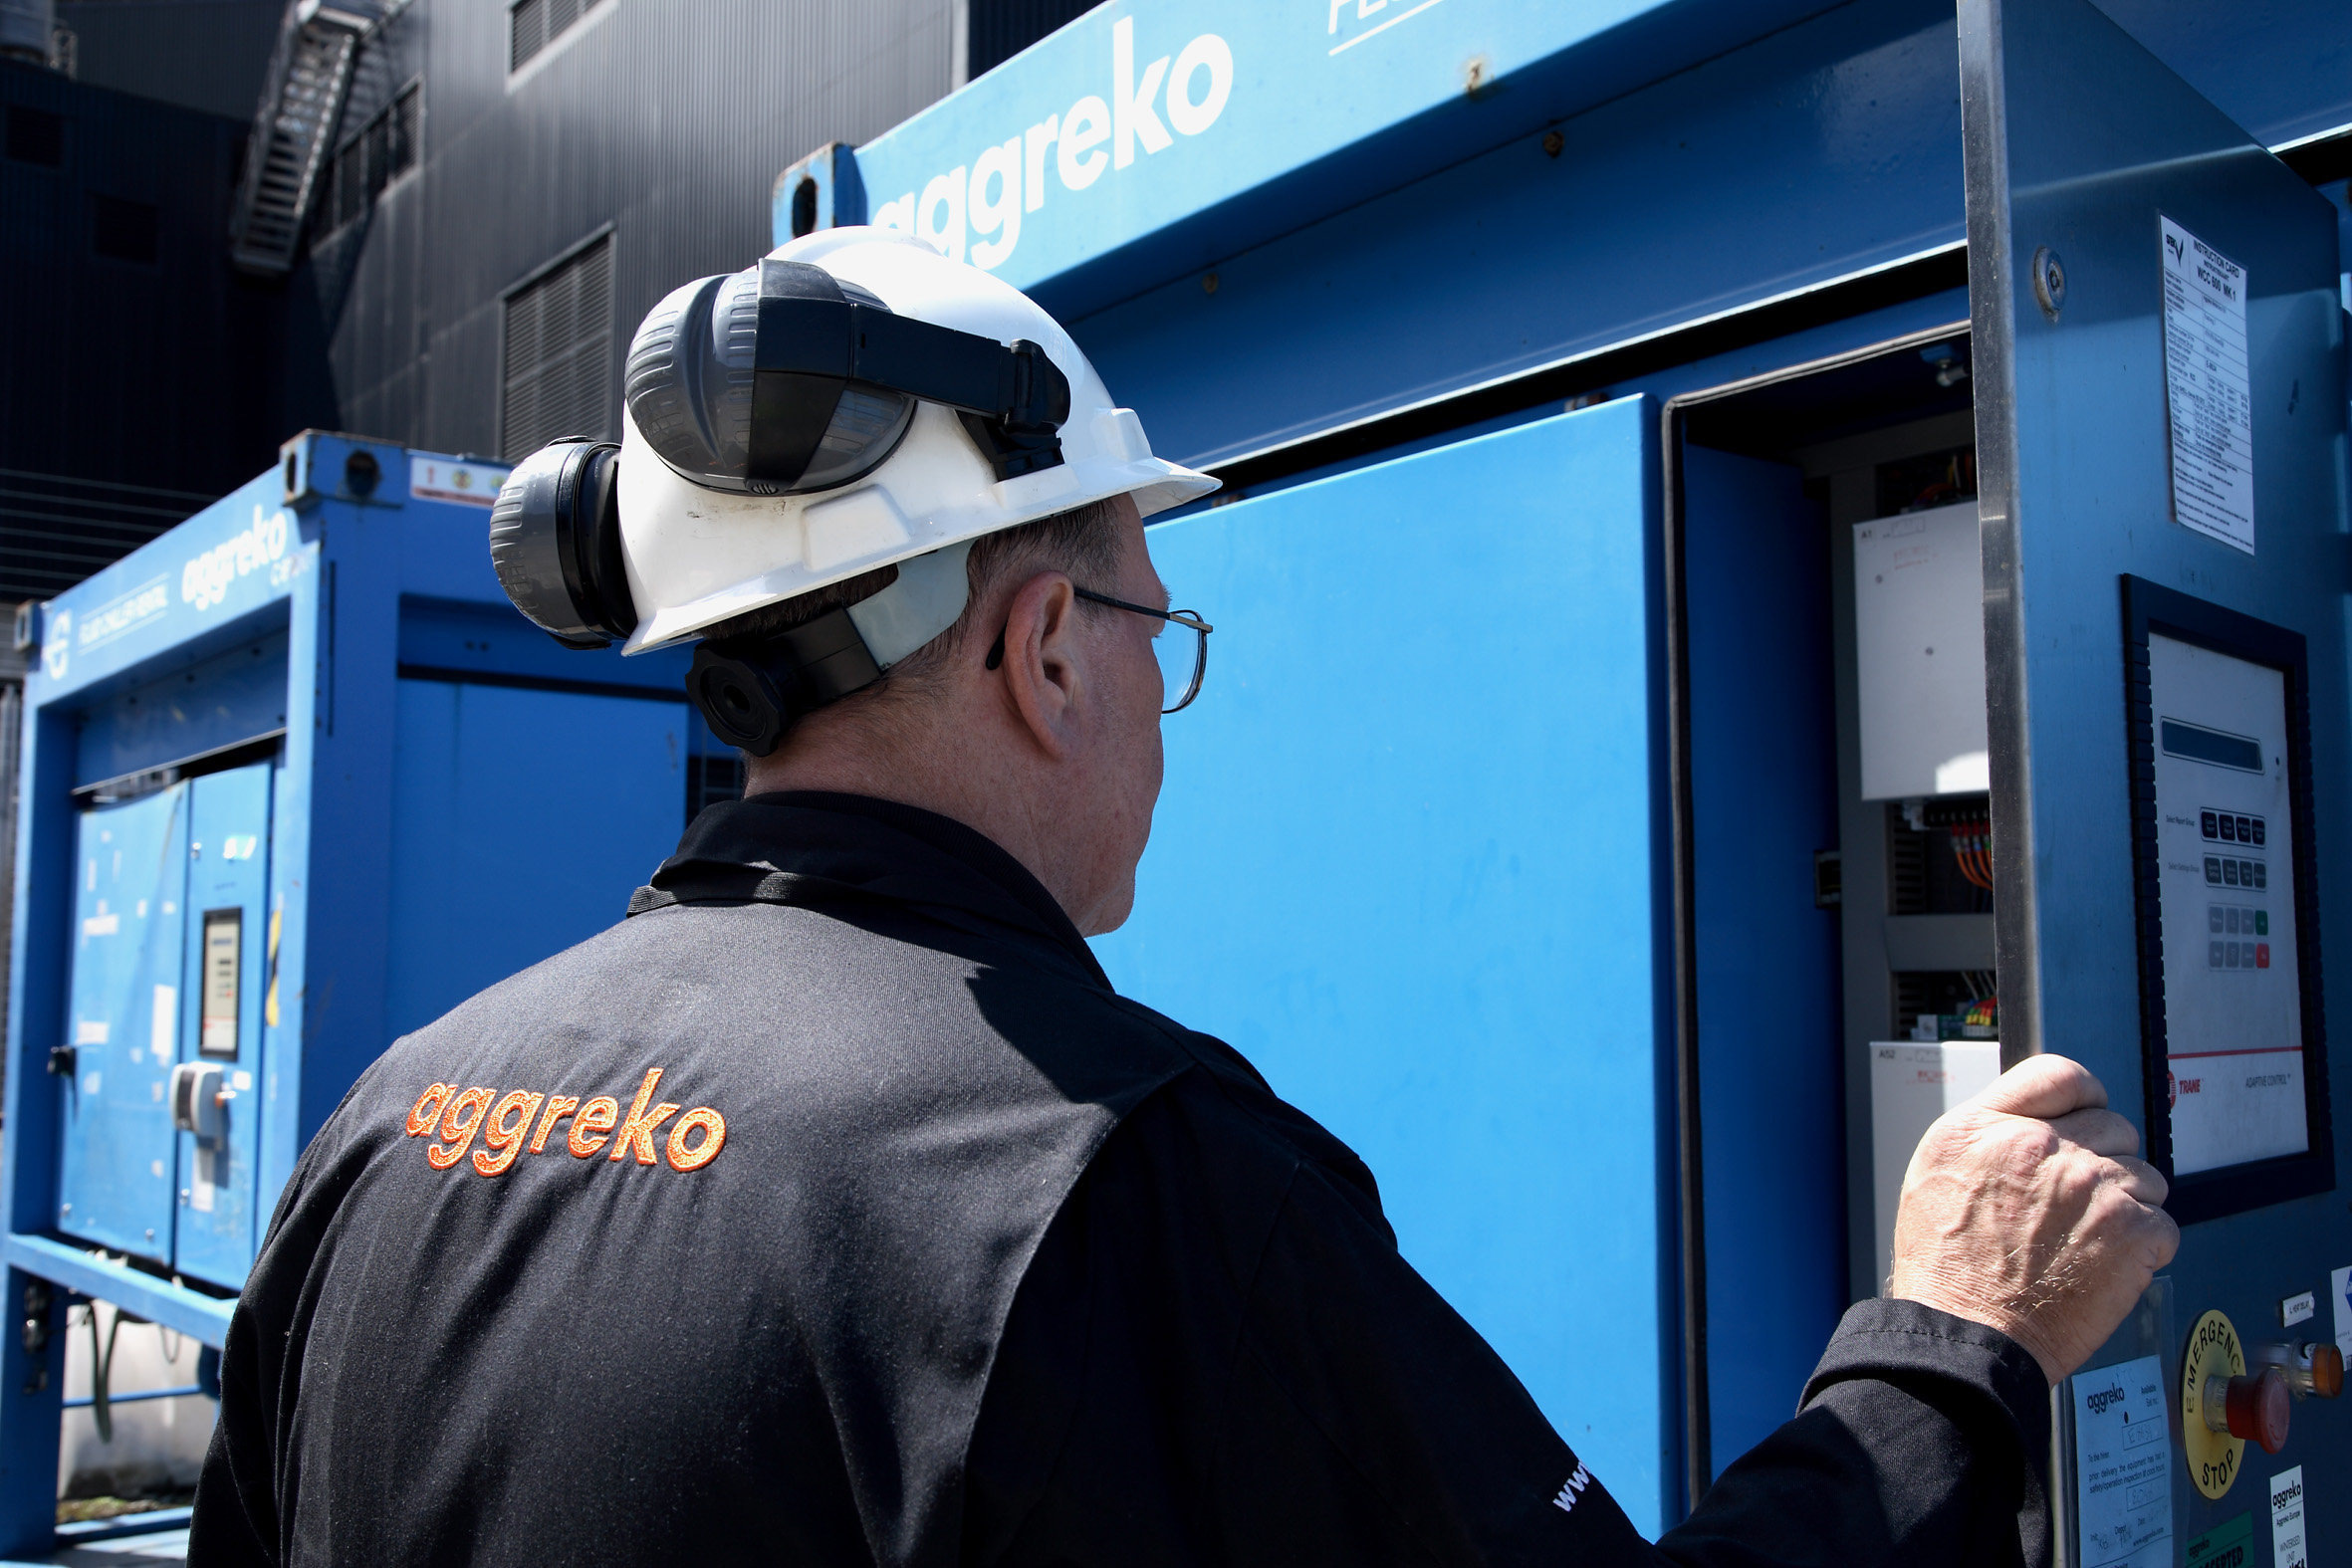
left=1950, top=821, right=1994, bottom=890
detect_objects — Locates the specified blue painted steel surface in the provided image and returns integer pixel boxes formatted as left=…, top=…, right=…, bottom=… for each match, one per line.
left=0, top=1237, right=234, bottom=1347
left=812, top=0, right=2351, bottom=479
left=1962, top=0, right=2350, bottom=1541
left=1680, top=447, right=1845, bottom=1472
left=845, top=0, right=1832, bottom=315
left=56, top=786, right=187, bottom=1261
left=73, top=628, right=290, bottom=790
left=173, top=763, right=275, bottom=1288
left=1093, top=397, right=1684, bottom=1530
left=386, top=681, right=686, bottom=1039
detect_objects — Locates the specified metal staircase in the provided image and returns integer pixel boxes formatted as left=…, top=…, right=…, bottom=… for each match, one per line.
left=228, top=1, right=385, bottom=276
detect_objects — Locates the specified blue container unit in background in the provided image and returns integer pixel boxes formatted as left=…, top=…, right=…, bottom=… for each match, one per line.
left=0, top=432, right=703, bottom=1548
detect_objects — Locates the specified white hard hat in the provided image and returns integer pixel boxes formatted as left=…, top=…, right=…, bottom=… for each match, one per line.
left=488, top=227, right=1216, bottom=653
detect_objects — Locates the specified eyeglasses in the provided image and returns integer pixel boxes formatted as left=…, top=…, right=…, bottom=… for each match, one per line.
left=1073, top=588, right=1214, bottom=713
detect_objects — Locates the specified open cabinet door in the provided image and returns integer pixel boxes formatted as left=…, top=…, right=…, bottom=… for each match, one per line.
left=1962, top=0, right=2346, bottom=1545
left=1093, top=397, right=1684, bottom=1529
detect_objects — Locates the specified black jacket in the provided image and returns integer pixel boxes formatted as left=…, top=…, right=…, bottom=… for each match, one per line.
left=190, top=792, right=2050, bottom=1566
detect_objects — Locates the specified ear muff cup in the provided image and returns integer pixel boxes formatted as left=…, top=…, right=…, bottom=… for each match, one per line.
left=688, top=644, right=790, bottom=757
left=488, top=439, right=636, bottom=648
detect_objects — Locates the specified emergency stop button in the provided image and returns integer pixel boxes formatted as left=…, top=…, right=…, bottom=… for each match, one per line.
left=2212, top=1365, right=2291, bottom=1455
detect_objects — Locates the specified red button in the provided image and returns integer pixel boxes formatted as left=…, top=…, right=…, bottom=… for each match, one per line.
left=2226, top=1366, right=2292, bottom=1454
left=2256, top=944, right=2270, bottom=969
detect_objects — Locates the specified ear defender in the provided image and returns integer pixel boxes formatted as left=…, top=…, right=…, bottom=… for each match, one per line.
left=487, top=439, right=636, bottom=648
left=687, top=604, right=888, bottom=758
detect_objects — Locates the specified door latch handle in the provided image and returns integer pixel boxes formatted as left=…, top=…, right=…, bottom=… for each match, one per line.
left=167, top=1062, right=225, bottom=1140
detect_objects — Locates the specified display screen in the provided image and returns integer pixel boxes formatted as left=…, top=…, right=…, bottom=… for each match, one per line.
left=2147, top=634, right=2307, bottom=1174
left=200, top=908, right=240, bottom=1058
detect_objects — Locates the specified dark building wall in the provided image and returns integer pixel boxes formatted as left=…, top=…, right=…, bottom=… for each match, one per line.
left=305, top=0, right=966, bottom=461
left=56, top=0, right=285, bottom=120
left=967, top=0, right=1095, bottom=80
left=0, top=58, right=333, bottom=601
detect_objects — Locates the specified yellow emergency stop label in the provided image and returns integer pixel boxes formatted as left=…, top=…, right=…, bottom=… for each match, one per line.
left=2181, top=1308, right=2246, bottom=1500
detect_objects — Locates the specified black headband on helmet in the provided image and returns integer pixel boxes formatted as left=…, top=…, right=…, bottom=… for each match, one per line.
left=627, top=257, right=1074, bottom=499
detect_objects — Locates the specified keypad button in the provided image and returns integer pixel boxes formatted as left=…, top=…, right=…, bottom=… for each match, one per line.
left=2250, top=818, right=2265, bottom=846
left=2255, top=943, right=2270, bottom=969
left=2202, top=810, right=2219, bottom=838
left=2255, top=910, right=2268, bottom=936
left=2252, top=862, right=2266, bottom=889
left=2210, top=940, right=2226, bottom=969
left=2224, top=860, right=2240, bottom=886
left=2206, top=856, right=2223, bottom=884
left=2210, top=906, right=2226, bottom=934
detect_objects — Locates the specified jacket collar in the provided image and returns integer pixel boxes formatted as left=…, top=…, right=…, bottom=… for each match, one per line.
left=630, top=790, right=1112, bottom=990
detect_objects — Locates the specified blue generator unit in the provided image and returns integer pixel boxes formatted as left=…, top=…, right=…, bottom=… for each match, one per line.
left=0, top=432, right=707, bottom=1538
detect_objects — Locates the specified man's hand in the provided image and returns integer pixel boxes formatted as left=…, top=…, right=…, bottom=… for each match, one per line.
left=1889, top=1053, right=2180, bottom=1384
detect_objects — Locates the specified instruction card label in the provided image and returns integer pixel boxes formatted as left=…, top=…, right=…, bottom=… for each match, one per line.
left=2334, top=1264, right=2351, bottom=1363
left=2160, top=215, right=2254, bottom=555
left=2270, top=1468, right=2305, bottom=1568
left=2072, top=1354, right=2172, bottom=1568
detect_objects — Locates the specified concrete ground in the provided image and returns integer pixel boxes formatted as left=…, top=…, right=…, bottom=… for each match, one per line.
left=0, top=1508, right=190, bottom=1567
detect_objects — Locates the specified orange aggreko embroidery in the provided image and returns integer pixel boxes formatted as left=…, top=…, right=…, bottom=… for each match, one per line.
left=405, top=1082, right=455, bottom=1137
left=665, top=1107, right=727, bottom=1172
left=426, top=1087, right=494, bottom=1170
left=529, top=1094, right=582, bottom=1153
left=474, top=1090, right=545, bottom=1177
left=608, top=1068, right=682, bottom=1164
left=569, top=1096, right=619, bottom=1158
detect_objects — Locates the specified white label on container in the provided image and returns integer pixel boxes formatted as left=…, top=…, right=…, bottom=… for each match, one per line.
left=2270, top=1467, right=2305, bottom=1568
left=2160, top=216, right=2254, bottom=554
left=150, top=985, right=175, bottom=1058
left=2073, top=1355, right=2173, bottom=1568
left=2280, top=1290, right=2314, bottom=1327
left=74, top=1019, right=109, bottom=1045
left=409, top=456, right=511, bottom=508
left=2334, top=1265, right=2351, bottom=1363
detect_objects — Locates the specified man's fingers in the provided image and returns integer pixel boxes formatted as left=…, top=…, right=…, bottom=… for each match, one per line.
left=2046, top=1106, right=2141, bottom=1158
left=2099, top=1154, right=2170, bottom=1210
left=1972, top=1052, right=2107, bottom=1121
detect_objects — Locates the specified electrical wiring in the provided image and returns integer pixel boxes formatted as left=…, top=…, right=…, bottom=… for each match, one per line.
left=1949, top=819, right=1995, bottom=891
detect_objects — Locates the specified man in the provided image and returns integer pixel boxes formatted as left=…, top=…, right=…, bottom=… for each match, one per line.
left=191, top=233, right=2176, bottom=1565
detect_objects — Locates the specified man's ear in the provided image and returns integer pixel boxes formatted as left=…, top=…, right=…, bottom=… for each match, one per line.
left=995, top=570, right=1087, bottom=759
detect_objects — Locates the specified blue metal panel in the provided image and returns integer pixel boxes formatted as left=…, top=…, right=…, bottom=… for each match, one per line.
left=0, top=1236, right=234, bottom=1347
left=56, top=784, right=187, bottom=1262
left=396, top=596, right=691, bottom=694
left=173, top=762, right=276, bottom=1289
left=1961, top=0, right=2350, bottom=1541
left=841, top=0, right=1833, bottom=315
left=1068, top=0, right=1973, bottom=472
left=73, top=626, right=290, bottom=788
left=1093, top=397, right=1682, bottom=1529
left=385, top=681, right=687, bottom=1040
left=30, top=470, right=304, bottom=704
left=831, top=0, right=2350, bottom=477
left=1681, top=447, right=1845, bottom=1472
